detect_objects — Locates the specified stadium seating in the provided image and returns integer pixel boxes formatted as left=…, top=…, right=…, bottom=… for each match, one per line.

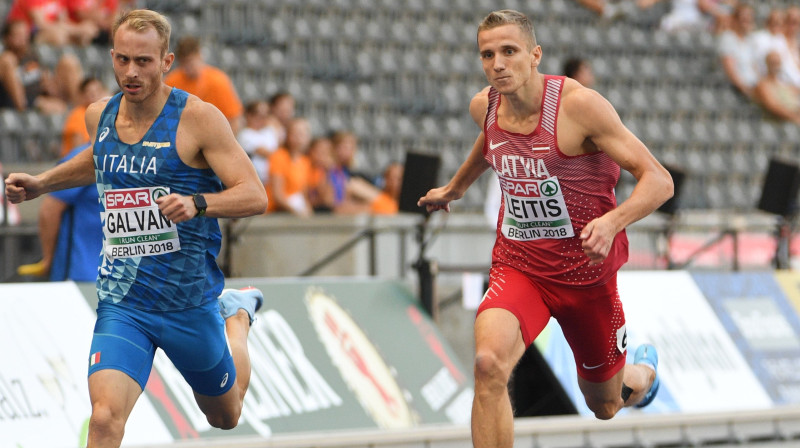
left=2, top=0, right=799, bottom=212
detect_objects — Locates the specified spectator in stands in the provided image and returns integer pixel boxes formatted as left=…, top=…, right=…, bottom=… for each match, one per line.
left=637, top=0, right=732, bottom=33
left=16, top=143, right=103, bottom=281
left=64, top=0, right=132, bottom=45
left=329, top=129, right=374, bottom=204
left=266, top=118, right=313, bottom=217
left=752, top=8, right=800, bottom=89
left=6, top=0, right=98, bottom=46
left=753, top=51, right=800, bottom=126
left=268, top=91, right=295, bottom=146
left=237, top=99, right=280, bottom=185
left=784, top=6, right=800, bottom=78
left=573, top=0, right=638, bottom=21
left=337, top=162, right=404, bottom=215
left=165, top=36, right=244, bottom=134
left=563, top=57, right=596, bottom=88
left=718, top=3, right=759, bottom=98
left=372, top=162, right=403, bottom=215
left=0, top=20, right=82, bottom=114
left=60, top=76, right=108, bottom=156
left=307, top=136, right=336, bottom=213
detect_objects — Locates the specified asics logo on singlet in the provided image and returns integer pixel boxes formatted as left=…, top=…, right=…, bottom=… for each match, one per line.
left=220, top=372, right=229, bottom=388
left=489, top=140, right=508, bottom=150
left=98, top=127, right=110, bottom=142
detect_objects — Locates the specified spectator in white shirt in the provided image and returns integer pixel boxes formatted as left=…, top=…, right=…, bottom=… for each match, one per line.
left=237, top=100, right=280, bottom=185
left=752, top=8, right=800, bottom=89
left=718, top=3, right=759, bottom=98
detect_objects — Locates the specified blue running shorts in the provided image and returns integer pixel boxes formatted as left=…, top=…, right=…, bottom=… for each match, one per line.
left=88, top=299, right=236, bottom=396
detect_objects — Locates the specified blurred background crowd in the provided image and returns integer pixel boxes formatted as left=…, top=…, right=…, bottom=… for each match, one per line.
left=1, top=0, right=799, bottom=225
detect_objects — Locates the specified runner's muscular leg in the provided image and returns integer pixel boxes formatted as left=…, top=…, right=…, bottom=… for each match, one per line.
left=578, top=362, right=655, bottom=420
left=194, top=309, right=252, bottom=429
left=87, top=369, right=143, bottom=448
left=472, top=308, right=527, bottom=448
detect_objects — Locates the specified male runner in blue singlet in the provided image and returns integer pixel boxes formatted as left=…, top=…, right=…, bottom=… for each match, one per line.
left=5, top=9, right=268, bottom=447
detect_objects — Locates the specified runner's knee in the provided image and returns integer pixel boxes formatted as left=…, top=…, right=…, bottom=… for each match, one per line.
left=585, top=396, right=621, bottom=420
left=89, top=404, right=126, bottom=440
left=206, top=407, right=242, bottom=430
left=474, top=350, right=512, bottom=389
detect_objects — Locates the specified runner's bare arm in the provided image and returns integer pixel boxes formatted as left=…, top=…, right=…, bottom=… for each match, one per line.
left=564, top=88, right=673, bottom=263
left=418, top=90, right=492, bottom=212
left=169, top=99, right=267, bottom=220
left=418, top=134, right=490, bottom=212
left=568, top=89, right=672, bottom=231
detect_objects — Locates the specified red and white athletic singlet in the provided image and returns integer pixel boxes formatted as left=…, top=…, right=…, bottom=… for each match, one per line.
left=483, top=76, right=628, bottom=287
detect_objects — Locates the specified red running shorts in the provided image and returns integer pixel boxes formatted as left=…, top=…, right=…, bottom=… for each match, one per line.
left=477, top=263, right=627, bottom=382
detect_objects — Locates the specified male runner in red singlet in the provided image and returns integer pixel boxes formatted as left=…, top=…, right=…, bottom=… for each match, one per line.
left=418, top=10, right=674, bottom=448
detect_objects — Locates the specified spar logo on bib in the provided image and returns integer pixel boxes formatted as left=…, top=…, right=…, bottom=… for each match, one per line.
left=105, top=187, right=170, bottom=209
left=106, top=188, right=152, bottom=209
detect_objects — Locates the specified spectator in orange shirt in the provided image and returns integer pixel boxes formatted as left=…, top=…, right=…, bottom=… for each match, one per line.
left=268, top=91, right=295, bottom=146
left=336, top=162, right=404, bottom=215
left=307, top=136, right=336, bottom=213
left=266, top=118, right=313, bottom=217
left=165, top=36, right=243, bottom=134
left=369, top=162, right=403, bottom=214
left=60, top=76, right=108, bottom=156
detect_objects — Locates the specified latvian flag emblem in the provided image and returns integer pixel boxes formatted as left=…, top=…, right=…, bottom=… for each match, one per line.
left=89, top=352, right=101, bottom=366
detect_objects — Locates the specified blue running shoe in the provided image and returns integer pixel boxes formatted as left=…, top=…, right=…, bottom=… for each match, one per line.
left=219, top=287, right=263, bottom=326
left=634, top=343, right=660, bottom=408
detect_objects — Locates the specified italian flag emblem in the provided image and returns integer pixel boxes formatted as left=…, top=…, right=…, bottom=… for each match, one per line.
left=89, top=352, right=101, bottom=366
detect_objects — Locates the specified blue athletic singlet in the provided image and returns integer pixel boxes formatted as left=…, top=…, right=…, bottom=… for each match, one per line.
left=93, top=88, right=224, bottom=311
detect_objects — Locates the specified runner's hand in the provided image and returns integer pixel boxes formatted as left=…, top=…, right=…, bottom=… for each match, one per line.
left=580, top=217, right=616, bottom=265
left=418, top=186, right=455, bottom=213
left=156, top=194, right=197, bottom=223
left=4, top=173, right=44, bottom=203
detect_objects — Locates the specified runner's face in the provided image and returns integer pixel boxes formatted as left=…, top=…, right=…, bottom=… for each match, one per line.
left=111, top=25, right=173, bottom=104
left=478, top=24, right=540, bottom=94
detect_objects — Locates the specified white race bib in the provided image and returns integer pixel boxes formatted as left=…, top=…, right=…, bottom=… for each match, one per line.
left=101, top=186, right=180, bottom=259
left=499, top=176, right=574, bottom=241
